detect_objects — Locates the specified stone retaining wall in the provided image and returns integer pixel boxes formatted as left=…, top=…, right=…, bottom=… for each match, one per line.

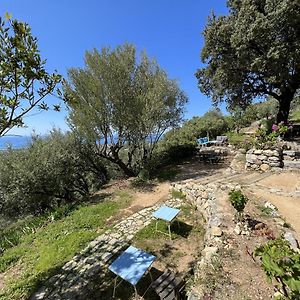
left=171, top=179, right=239, bottom=299
left=245, top=148, right=283, bottom=171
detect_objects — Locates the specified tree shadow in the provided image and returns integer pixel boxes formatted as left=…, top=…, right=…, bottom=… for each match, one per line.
left=88, top=192, right=113, bottom=204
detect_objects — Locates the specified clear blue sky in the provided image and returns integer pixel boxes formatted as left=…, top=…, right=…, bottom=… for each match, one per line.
left=1, top=0, right=228, bottom=136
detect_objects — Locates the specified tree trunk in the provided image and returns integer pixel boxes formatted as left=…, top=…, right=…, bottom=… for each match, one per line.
left=115, top=159, right=136, bottom=177
left=276, top=93, right=293, bottom=124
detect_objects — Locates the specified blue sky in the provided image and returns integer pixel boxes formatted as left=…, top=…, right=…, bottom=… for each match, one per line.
left=1, top=0, right=228, bottom=136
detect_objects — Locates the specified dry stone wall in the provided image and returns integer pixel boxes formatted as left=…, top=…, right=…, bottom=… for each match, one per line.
left=171, top=179, right=238, bottom=299
left=245, top=148, right=283, bottom=171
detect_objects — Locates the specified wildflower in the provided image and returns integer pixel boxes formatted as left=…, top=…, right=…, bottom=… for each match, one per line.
left=272, top=124, right=279, bottom=131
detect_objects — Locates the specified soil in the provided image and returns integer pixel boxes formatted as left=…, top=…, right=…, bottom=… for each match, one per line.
left=248, top=171, right=300, bottom=240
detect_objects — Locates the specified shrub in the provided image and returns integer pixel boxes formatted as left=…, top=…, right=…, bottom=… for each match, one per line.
left=0, top=130, right=108, bottom=216
left=228, top=190, right=248, bottom=221
left=254, top=238, right=300, bottom=299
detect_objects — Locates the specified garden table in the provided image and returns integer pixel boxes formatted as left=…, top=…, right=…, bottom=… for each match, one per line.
left=152, top=205, right=181, bottom=240
left=108, top=245, right=156, bottom=298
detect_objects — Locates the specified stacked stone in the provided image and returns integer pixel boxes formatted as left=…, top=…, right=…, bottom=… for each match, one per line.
left=245, top=148, right=283, bottom=171
left=283, top=150, right=300, bottom=169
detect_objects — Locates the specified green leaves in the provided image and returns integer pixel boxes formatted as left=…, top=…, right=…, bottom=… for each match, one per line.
left=0, top=15, right=62, bottom=136
left=255, top=238, right=300, bottom=299
left=197, top=0, right=300, bottom=123
left=228, top=189, right=248, bottom=220
left=65, top=43, right=187, bottom=176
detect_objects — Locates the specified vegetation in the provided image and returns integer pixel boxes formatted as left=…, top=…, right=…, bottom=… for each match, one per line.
left=0, top=190, right=132, bottom=300
left=196, top=0, right=300, bottom=124
left=0, top=14, right=61, bottom=136
left=228, top=190, right=248, bottom=221
left=0, top=130, right=108, bottom=216
left=253, top=122, right=290, bottom=149
left=255, top=238, right=300, bottom=299
left=64, top=43, right=187, bottom=177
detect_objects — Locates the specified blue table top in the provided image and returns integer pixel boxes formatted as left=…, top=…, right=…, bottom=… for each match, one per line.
left=153, top=205, right=180, bottom=222
left=108, top=246, right=156, bottom=286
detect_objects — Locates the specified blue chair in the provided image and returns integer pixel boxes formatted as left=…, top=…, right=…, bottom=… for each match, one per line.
left=198, top=137, right=209, bottom=147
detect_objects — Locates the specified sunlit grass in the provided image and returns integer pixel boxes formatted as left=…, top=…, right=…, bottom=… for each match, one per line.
left=0, top=190, right=133, bottom=300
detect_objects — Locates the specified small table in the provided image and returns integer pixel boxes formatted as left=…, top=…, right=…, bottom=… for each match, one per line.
left=153, top=205, right=181, bottom=240
left=108, top=246, right=156, bottom=298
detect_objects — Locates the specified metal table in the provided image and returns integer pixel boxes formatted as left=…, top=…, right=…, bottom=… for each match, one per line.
left=152, top=205, right=181, bottom=240
left=108, top=245, right=156, bottom=298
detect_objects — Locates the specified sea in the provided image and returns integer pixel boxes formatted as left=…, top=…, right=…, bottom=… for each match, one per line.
left=0, top=136, right=31, bottom=150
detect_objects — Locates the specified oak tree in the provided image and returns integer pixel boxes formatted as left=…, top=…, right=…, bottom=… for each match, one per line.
left=196, top=0, right=300, bottom=124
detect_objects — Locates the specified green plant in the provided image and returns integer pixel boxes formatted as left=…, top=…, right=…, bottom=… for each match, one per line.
left=0, top=14, right=61, bottom=136
left=228, top=190, right=248, bottom=221
left=0, top=130, right=108, bottom=216
left=171, top=189, right=186, bottom=200
left=253, top=122, right=289, bottom=149
left=254, top=238, right=300, bottom=299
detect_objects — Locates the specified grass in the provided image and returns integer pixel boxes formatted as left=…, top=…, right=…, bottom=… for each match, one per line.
left=171, top=189, right=186, bottom=200
left=259, top=205, right=274, bottom=217
left=133, top=203, right=204, bottom=273
left=0, top=190, right=133, bottom=300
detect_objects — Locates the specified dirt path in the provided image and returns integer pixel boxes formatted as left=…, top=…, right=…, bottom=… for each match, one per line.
left=248, top=171, right=300, bottom=240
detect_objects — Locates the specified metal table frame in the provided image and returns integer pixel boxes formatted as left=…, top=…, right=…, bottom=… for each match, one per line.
left=108, top=246, right=156, bottom=299
left=153, top=205, right=181, bottom=241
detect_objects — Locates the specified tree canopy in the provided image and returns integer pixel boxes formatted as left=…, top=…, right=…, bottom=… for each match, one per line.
left=0, top=14, right=61, bottom=136
left=196, top=0, right=300, bottom=124
left=65, top=44, right=187, bottom=176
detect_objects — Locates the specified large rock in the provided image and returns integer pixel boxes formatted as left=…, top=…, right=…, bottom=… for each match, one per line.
left=260, top=164, right=270, bottom=172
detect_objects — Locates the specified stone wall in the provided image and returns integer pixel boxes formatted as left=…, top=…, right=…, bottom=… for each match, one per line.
left=171, top=179, right=238, bottom=299
left=245, top=148, right=283, bottom=171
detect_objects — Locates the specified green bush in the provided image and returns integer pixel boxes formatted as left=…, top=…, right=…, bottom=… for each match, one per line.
left=228, top=189, right=248, bottom=220
left=0, top=130, right=108, bottom=216
left=254, top=238, right=300, bottom=299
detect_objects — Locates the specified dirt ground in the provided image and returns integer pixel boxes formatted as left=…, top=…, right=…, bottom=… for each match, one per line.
left=249, top=171, right=300, bottom=240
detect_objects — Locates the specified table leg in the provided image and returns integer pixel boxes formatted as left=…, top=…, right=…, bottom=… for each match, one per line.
left=134, top=285, right=138, bottom=299
left=112, top=276, right=117, bottom=298
left=155, top=220, right=158, bottom=232
left=168, top=223, right=171, bottom=241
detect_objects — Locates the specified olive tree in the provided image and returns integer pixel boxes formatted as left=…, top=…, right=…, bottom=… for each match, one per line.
left=196, top=0, right=300, bottom=124
left=0, top=14, right=61, bottom=136
left=65, top=44, right=187, bottom=176
left=0, top=130, right=108, bottom=216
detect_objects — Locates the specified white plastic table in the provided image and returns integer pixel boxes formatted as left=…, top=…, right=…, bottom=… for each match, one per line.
left=108, top=245, right=156, bottom=298
left=152, top=205, right=181, bottom=240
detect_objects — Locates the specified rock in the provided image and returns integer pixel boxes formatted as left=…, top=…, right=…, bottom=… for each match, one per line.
left=257, top=155, right=267, bottom=160
left=254, top=222, right=266, bottom=230
left=264, top=201, right=277, bottom=210
left=263, top=149, right=274, bottom=156
left=268, top=156, right=280, bottom=161
left=254, top=149, right=263, bottom=155
left=234, top=224, right=242, bottom=235
left=276, top=218, right=285, bottom=226
left=211, top=226, right=223, bottom=237
left=202, top=246, right=218, bottom=262
left=260, top=164, right=270, bottom=172
left=284, top=232, right=299, bottom=250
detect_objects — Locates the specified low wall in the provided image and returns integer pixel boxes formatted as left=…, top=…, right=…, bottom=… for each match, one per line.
left=245, top=148, right=283, bottom=171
